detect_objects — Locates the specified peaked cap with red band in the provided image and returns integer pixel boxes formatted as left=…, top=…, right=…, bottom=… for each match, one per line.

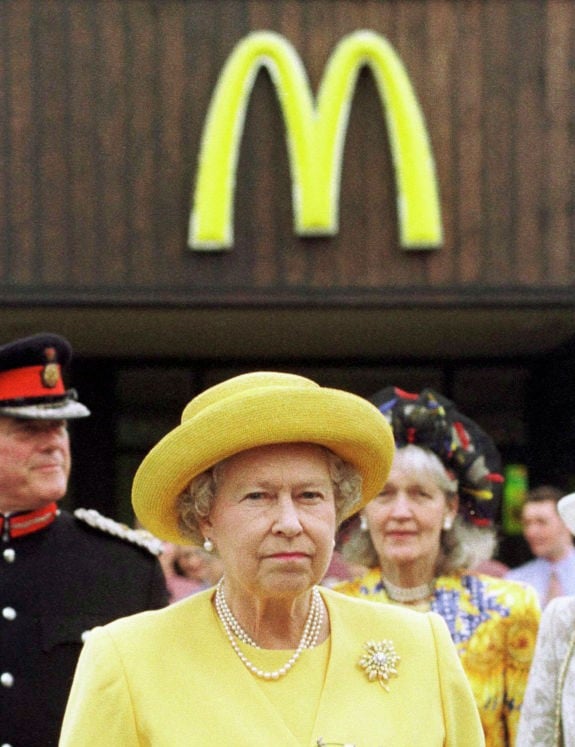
left=0, top=333, right=90, bottom=420
left=370, top=386, right=503, bottom=527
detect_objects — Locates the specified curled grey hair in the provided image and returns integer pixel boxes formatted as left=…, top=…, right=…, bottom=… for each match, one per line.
left=176, top=446, right=363, bottom=545
left=342, top=444, right=497, bottom=574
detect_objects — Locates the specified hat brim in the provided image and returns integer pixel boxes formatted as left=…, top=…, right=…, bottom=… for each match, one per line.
left=558, top=492, right=575, bottom=535
left=133, top=382, right=394, bottom=545
left=0, top=399, right=90, bottom=420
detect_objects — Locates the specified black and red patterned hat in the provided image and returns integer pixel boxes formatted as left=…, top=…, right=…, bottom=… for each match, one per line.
left=0, top=333, right=90, bottom=420
left=370, top=386, right=503, bottom=527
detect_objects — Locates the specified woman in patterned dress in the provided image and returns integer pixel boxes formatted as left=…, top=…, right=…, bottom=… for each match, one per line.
left=516, top=492, right=575, bottom=747
left=336, top=387, right=540, bottom=747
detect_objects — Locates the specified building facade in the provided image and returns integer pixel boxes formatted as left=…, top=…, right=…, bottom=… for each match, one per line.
left=1, top=0, right=575, bottom=562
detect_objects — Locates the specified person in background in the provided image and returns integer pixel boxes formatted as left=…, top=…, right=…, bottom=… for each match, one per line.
left=0, top=333, right=168, bottom=747
left=160, top=542, right=224, bottom=602
left=60, top=372, right=483, bottom=746
left=176, top=543, right=224, bottom=586
left=472, top=557, right=509, bottom=578
left=320, top=546, right=366, bottom=587
left=516, top=491, right=575, bottom=746
left=505, top=484, right=575, bottom=607
left=336, top=386, right=540, bottom=747
left=160, top=543, right=208, bottom=601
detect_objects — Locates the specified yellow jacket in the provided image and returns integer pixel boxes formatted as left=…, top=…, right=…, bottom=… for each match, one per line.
left=60, top=587, right=484, bottom=746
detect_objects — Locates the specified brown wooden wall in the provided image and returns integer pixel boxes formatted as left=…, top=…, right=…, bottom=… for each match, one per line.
left=0, top=0, right=574, bottom=307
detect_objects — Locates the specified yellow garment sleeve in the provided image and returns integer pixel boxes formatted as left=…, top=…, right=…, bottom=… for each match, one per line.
left=428, top=612, right=486, bottom=747
left=59, top=626, right=139, bottom=746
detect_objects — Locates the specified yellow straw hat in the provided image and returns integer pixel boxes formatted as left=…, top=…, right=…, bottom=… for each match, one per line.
left=132, top=371, right=395, bottom=544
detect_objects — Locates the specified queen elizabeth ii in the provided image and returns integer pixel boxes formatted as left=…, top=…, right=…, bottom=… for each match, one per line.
left=60, top=372, right=483, bottom=746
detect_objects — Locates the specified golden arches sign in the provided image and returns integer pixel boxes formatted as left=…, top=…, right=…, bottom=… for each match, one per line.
left=189, top=30, right=442, bottom=251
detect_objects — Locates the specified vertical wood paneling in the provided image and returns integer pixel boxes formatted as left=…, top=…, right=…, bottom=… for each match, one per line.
left=154, top=4, right=188, bottom=275
left=34, top=3, right=70, bottom=284
left=425, top=0, right=457, bottom=287
left=0, top=3, right=10, bottom=281
left=124, top=2, right=160, bottom=286
left=0, top=0, right=573, bottom=303
left=387, top=1, right=429, bottom=287
left=247, top=0, right=284, bottom=289
left=95, top=4, right=131, bottom=284
left=295, top=0, right=342, bottom=289
left=68, top=4, right=100, bottom=286
left=182, top=1, right=222, bottom=290
left=276, top=0, right=308, bottom=291
left=483, top=1, right=514, bottom=284
left=362, top=0, right=397, bottom=287
left=545, top=1, right=575, bottom=283
left=455, top=1, right=483, bottom=283
left=6, top=2, right=37, bottom=285
left=513, top=1, right=545, bottom=285
left=333, top=0, right=366, bottom=289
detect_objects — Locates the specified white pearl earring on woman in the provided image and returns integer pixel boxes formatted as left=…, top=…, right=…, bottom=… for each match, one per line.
left=203, top=537, right=214, bottom=553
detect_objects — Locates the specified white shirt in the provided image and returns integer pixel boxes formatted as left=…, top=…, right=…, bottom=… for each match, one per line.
left=505, top=548, right=575, bottom=607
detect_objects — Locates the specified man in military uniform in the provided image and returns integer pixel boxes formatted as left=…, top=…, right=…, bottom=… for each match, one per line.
left=0, top=333, right=168, bottom=747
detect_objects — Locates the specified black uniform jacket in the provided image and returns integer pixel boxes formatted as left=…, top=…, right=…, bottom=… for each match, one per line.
left=0, top=509, right=168, bottom=747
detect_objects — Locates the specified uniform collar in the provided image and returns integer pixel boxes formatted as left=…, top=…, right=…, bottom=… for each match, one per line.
left=0, top=502, right=59, bottom=541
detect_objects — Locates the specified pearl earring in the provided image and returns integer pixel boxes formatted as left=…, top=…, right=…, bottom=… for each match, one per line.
left=360, top=515, right=368, bottom=532
left=203, top=538, right=214, bottom=553
left=442, top=516, right=453, bottom=531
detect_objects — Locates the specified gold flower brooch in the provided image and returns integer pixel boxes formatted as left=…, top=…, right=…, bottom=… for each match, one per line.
left=358, top=640, right=400, bottom=691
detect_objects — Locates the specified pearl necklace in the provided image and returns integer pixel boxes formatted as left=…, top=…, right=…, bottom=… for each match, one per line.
left=381, top=575, right=434, bottom=604
left=214, top=578, right=324, bottom=680
left=215, top=578, right=260, bottom=648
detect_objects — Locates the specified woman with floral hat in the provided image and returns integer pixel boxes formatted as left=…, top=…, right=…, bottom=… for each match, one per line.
left=336, top=387, right=540, bottom=747
left=516, top=491, right=575, bottom=747
left=60, top=373, right=483, bottom=746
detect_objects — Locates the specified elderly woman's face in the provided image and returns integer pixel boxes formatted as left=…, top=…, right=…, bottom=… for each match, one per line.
left=364, top=457, right=456, bottom=572
left=199, top=442, right=337, bottom=599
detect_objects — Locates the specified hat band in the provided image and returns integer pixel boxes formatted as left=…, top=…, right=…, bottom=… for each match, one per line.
left=0, top=365, right=65, bottom=401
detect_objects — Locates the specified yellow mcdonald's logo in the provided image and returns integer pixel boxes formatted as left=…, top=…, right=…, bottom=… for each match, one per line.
left=189, top=30, right=442, bottom=251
